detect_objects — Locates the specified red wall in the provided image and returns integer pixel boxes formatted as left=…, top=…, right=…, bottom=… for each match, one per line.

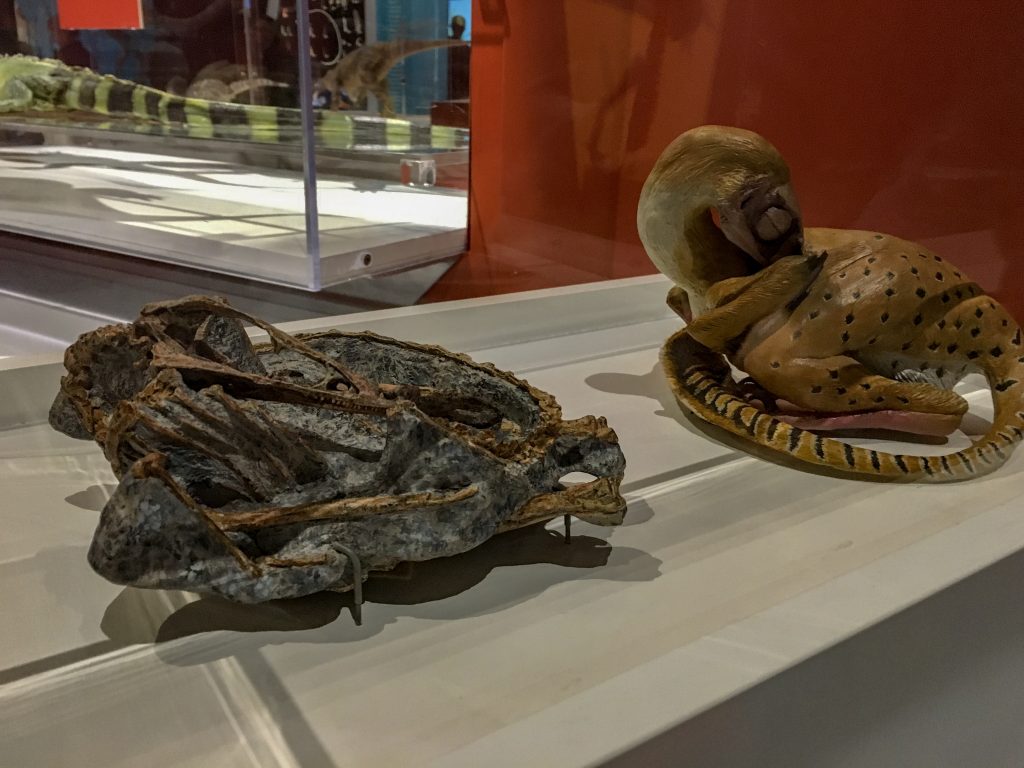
left=426, top=0, right=1024, bottom=320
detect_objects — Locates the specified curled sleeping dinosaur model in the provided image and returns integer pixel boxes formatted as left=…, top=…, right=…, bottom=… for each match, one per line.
left=638, top=125, right=1024, bottom=481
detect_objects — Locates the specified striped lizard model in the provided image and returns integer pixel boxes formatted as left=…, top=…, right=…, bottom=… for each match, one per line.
left=0, top=54, right=466, bottom=151
left=637, top=125, right=1024, bottom=481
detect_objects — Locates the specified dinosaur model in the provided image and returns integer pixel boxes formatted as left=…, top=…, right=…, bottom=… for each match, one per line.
left=637, top=125, right=1024, bottom=481
left=185, top=76, right=284, bottom=102
left=178, top=60, right=287, bottom=102
left=317, top=39, right=468, bottom=117
left=0, top=54, right=466, bottom=151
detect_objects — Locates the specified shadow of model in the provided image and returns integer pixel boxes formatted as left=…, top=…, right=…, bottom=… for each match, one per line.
left=587, top=360, right=711, bottom=437
left=97, top=520, right=661, bottom=656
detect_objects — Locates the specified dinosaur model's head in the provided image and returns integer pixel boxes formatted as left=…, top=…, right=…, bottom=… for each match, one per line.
left=0, top=53, right=65, bottom=76
left=637, top=125, right=804, bottom=316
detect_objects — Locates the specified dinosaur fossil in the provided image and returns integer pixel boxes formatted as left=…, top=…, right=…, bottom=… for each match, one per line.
left=638, top=125, right=1024, bottom=481
left=49, top=296, right=626, bottom=602
left=0, top=54, right=467, bottom=150
left=317, top=39, right=468, bottom=117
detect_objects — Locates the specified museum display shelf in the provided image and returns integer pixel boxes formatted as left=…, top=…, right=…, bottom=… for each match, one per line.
left=2, top=276, right=1024, bottom=766
left=0, top=236, right=459, bottom=359
left=0, top=141, right=467, bottom=289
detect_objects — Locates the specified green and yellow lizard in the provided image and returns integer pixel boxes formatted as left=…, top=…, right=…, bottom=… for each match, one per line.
left=0, top=54, right=466, bottom=151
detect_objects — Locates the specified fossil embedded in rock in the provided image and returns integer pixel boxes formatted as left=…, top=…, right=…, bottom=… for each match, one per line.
left=50, top=296, right=627, bottom=603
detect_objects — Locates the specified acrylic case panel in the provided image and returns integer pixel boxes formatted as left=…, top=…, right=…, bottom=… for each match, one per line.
left=308, top=0, right=471, bottom=288
left=0, top=0, right=320, bottom=288
left=0, top=0, right=470, bottom=291
left=438, top=0, right=1023, bottom=321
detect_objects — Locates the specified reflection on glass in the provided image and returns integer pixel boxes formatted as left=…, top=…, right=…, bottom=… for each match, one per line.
left=0, top=0, right=470, bottom=291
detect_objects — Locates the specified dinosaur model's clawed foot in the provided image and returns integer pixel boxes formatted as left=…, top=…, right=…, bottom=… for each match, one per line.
left=734, top=376, right=778, bottom=410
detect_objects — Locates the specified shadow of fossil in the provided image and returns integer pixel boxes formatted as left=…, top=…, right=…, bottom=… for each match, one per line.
left=97, top=520, right=661, bottom=656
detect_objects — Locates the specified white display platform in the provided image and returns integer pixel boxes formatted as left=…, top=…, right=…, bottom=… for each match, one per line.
left=1, top=276, right=1023, bottom=767
left=0, top=145, right=467, bottom=289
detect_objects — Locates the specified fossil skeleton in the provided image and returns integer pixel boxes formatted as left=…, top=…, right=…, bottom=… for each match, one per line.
left=50, top=296, right=626, bottom=602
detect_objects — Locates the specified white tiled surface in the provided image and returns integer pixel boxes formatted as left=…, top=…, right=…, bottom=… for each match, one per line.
left=1, top=276, right=1022, bottom=767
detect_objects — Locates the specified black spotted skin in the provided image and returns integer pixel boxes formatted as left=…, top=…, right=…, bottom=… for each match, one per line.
left=736, top=228, right=1022, bottom=421
left=668, top=228, right=1024, bottom=481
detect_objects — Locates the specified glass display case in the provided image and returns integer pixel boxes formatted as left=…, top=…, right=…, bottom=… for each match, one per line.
left=3, top=2, right=1024, bottom=767
left=436, top=1, right=1024, bottom=323
left=0, top=0, right=470, bottom=289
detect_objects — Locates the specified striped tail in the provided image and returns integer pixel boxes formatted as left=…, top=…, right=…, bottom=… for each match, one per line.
left=59, top=74, right=466, bottom=151
left=661, top=329, right=1024, bottom=482
left=384, top=39, right=469, bottom=66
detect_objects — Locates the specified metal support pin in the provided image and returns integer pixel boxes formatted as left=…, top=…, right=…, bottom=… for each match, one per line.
left=335, top=543, right=364, bottom=625
left=564, top=514, right=572, bottom=544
